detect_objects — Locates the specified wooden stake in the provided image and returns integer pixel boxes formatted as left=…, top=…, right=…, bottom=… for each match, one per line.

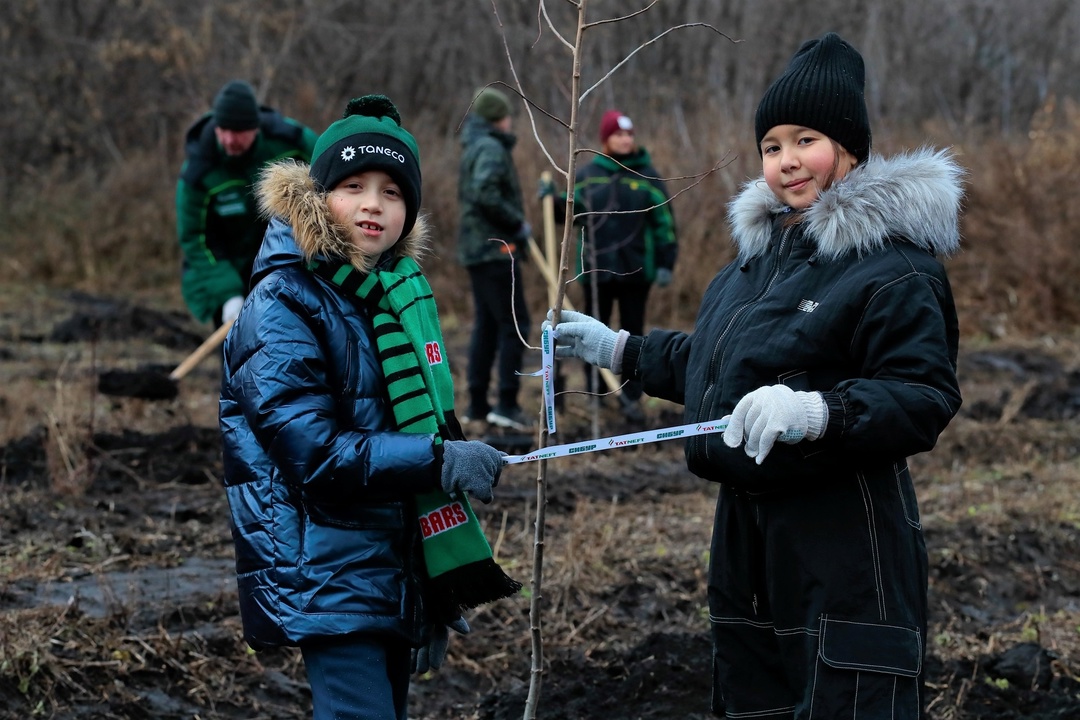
left=168, top=319, right=234, bottom=381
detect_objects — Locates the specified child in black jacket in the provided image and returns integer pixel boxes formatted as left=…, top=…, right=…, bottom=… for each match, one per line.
left=549, top=33, right=963, bottom=719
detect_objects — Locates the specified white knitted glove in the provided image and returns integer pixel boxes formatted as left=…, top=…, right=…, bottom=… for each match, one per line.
left=221, top=295, right=244, bottom=325
left=723, top=385, right=827, bottom=465
left=543, top=309, right=629, bottom=373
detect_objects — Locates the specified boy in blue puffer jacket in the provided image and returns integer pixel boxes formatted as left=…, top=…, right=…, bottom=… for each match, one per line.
left=219, top=95, right=519, bottom=720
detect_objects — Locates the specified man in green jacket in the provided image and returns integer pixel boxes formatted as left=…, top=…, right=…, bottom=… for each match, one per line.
left=175, top=80, right=318, bottom=325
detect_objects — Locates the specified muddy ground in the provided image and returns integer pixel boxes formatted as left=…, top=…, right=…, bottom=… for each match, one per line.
left=2, top=288, right=1080, bottom=719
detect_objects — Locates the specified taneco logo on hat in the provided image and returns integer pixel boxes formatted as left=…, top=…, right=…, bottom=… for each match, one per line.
left=339, top=144, right=407, bottom=164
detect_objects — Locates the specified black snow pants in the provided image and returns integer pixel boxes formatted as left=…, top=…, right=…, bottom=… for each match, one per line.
left=707, top=467, right=929, bottom=719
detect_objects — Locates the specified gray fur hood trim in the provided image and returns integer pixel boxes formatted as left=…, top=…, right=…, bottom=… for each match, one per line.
left=255, top=159, right=430, bottom=273
left=727, top=147, right=965, bottom=263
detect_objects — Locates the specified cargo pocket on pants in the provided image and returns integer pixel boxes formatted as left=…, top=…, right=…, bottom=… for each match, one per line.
left=810, top=615, right=923, bottom=720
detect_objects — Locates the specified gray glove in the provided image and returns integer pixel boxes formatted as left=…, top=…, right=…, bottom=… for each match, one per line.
left=411, top=616, right=471, bottom=674
left=655, top=268, right=673, bottom=288
left=440, top=440, right=505, bottom=504
left=722, top=384, right=827, bottom=465
left=543, top=309, right=629, bottom=373
left=517, top=221, right=533, bottom=240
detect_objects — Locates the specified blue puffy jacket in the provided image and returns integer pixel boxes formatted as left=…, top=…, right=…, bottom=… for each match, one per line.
left=220, top=160, right=442, bottom=650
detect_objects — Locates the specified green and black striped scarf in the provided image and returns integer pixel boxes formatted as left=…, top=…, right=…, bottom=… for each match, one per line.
left=310, top=255, right=520, bottom=614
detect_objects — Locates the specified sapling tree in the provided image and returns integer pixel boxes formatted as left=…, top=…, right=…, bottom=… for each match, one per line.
left=489, top=2, right=733, bottom=716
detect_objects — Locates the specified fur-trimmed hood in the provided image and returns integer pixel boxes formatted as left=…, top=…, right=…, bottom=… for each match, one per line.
left=728, top=147, right=965, bottom=263
left=254, top=159, right=430, bottom=274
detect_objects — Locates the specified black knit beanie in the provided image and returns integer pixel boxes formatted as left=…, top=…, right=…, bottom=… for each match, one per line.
left=310, top=95, right=422, bottom=240
left=213, top=80, right=260, bottom=131
left=754, top=32, right=871, bottom=163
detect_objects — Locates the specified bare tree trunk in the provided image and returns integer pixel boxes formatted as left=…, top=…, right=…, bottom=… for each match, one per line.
left=523, top=4, right=589, bottom=717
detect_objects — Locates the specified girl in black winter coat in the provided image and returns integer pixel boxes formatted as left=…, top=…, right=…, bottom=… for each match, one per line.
left=548, top=33, right=963, bottom=719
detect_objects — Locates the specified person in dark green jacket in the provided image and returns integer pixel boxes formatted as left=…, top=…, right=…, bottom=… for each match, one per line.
left=175, top=79, right=318, bottom=325
left=544, top=110, right=678, bottom=422
left=456, top=87, right=533, bottom=431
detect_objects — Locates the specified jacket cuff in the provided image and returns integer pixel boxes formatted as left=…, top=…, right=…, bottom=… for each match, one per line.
left=619, top=335, right=646, bottom=380
left=432, top=440, right=446, bottom=490
left=819, top=391, right=848, bottom=440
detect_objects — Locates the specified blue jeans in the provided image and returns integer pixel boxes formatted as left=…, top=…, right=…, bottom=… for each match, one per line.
left=301, top=633, right=411, bottom=720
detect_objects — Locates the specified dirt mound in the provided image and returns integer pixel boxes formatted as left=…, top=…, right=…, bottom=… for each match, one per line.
left=467, top=632, right=714, bottom=720
left=46, top=291, right=203, bottom=349
left=960, top=347, right=1080, bottom=422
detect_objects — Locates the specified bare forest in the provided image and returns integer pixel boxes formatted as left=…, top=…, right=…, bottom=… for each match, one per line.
left=2, top=1, right=1080, bottom=718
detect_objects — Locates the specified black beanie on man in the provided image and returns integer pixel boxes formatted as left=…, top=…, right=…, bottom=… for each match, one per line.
left=754, top=32, right=871, bottom=164
left=310, top=95, right=423, bottom=240
left=213, top=80, right=260, bottom=131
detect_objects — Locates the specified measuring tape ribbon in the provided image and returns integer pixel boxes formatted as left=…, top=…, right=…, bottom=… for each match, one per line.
left=503, top=417, right=731, bottom=464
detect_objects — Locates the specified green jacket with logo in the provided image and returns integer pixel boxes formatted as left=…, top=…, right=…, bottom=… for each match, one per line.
left=176, top=108, right=318, bottom=322
left=558, top=147, right=677, bottom=285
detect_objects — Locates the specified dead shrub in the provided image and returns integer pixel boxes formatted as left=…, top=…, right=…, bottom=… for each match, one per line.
left=2, top=152, right=178, bottom=303
left=949, top=98, right=1080, bottom=338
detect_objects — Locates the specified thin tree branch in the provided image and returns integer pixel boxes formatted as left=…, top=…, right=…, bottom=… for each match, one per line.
left=491, top=0, right=568, bottom=181
left=581, top=23, right=736, bottom=103
left=569, top=153, right=736, bottom=221
left=487, top=238, right=538, bottom=351
left=538, top=0, right=574, bottom=52
left=581, top=0, right=660, bottom=29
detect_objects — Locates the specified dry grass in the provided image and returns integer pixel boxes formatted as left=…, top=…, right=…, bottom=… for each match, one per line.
left=948, top=100, right=1080, bottom=336
left=0, top=600, right=302, bottom=718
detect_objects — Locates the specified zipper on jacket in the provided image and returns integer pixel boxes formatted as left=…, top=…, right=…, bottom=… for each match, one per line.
left=694, top=226, right=794, bottom=460
left=341, top=340, right=356, bottom=398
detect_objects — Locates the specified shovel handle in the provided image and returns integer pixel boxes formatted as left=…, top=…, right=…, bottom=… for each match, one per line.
left=169, top=318, right=234, bottom=381
left=540, top=170, right=559, bottom=309
left=526, top=238, right=621, bottom=395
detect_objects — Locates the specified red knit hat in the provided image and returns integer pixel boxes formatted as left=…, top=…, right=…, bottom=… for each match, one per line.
left=599, top=110, right=633, bottom=144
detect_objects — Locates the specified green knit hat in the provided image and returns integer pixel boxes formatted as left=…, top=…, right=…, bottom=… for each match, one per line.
left=311, top=95, right=422, bottom=239
left=472, top=87, right=513, bottom=122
